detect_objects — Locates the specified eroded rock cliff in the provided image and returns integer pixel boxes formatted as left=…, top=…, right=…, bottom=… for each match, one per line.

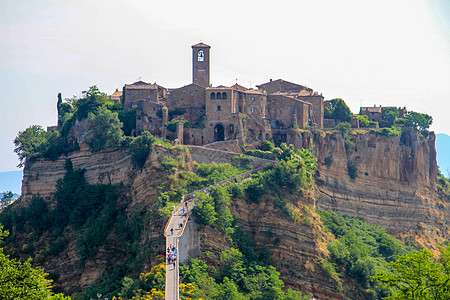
left=314, top=129, right=448, bottom=244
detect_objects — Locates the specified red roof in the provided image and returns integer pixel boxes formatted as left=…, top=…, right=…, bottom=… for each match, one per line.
left=192, top=42, right=211, bottom=48
left=231, top=83, right=247, bottom=91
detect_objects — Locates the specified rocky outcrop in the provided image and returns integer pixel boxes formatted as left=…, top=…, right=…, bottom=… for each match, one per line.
left=21, top=143, right=133, bottom=205
left=197, top=192, right=345, bottom=299
left=314, top=130, right=448, bottom=240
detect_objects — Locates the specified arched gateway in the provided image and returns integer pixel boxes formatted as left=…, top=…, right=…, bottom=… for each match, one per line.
left=214, top=124, right=224, bottom=142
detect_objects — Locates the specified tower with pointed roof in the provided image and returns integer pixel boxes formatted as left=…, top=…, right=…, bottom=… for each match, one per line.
left=192, top=42, right=211, bottom=87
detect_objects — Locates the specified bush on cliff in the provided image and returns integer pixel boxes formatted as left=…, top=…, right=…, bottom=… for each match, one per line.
left=320, top=210, right=411, bottom=298
left=128, top=131, right=157, bottom=168
left=13, top=125, right=54, bottom=167
left=86, top=106, right=124, bottom=152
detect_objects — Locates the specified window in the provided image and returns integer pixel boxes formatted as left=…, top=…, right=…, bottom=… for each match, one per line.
left=150, top=90, right=154, bottom=94
left=217, top=93, right=222, bottom=100
left=239, top=106, right=242, bottom=112
left=198, top=50, right=204, bottom=61
left=230, top=124, right=234, bottom=133
left=251, top=107, right=256, bottom=114
left=239, top=92, right=242, bottom=100
left=251, top=96, right=255, bottom=101
left=217, top=105, right=221, bottom=111
left=190, top=91, right=193, bottom=97
left=211, top=92, right=216, bottom=100
left=222, top=92, right=227, bottom=100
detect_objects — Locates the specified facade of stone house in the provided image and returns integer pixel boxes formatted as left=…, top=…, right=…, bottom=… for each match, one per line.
left=360, top=105, right=383, bottom=123
left=107, top=89, right=123, bottom=103
left=359, top=106, right=408, bottom=124
left=121, top=42, right=325, bottom=147
left=123, top=81, right=167, bottom=110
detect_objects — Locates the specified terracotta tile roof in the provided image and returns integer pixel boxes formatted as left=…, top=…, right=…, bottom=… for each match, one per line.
left=231, top=83, right=247, bottom=91
left=169, top=83, right=205, bottom=92
left=124, top=81, right=165, bottom=90
left=207, top=85, right=230, bottom=90
left=192, top=42, right=211, bottom=48
left=244, top=89, right=265, bottom=95
left=270, top=92, right=311, bottom=105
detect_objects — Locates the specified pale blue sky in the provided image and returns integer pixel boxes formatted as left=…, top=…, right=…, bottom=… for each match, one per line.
left=1, top=0, right=450, bottom=171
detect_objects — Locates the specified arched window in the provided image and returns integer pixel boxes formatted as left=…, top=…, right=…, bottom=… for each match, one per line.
left=222, top=92, right=227, bottom=100
left=217, top=92, right=222, bottom=100
left=211, top=92, right=216, bottom=100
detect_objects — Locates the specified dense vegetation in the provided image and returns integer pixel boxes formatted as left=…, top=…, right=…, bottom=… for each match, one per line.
left=319, top=211, right=418, bottom=299
left=323, top=98, right=433, bottom=137
left=0, top=226, right=69, bottom=299
left=14, top=86, right=136, bottom=167
left=0, top=159, right=159, bottom=299
left=374, top=246, right=450, bottom=299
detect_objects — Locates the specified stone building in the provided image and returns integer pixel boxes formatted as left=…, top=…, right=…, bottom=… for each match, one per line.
left=121, top=43, right=325, bottom=147
left=359, top=105, right=408, bottom=123
left=123, top=81, right=167, bottom=110
left=107, top=89, right=123, bottom=103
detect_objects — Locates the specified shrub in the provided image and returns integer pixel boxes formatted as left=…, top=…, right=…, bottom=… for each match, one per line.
left=231, top=155, right=254, bottom=168
left=347, top=161, right=358, bottom=179
left=192, top=193, right=217, bottom=226
left=336, top=122, right=351, bottom=134
left=128, top=131, right=157, bottom=168
left=166, top=119, right=190, bottom=132
left=356, top=115, right=370, bottom=127
left=87, top=106, right=124, bottom=152
left=324, top=155, right=333, bottom=168
left=370, top=126, right=402, bottom=136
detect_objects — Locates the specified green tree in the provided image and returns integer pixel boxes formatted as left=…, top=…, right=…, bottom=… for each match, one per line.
left=374, top=247, right=450, bottom=300
left=128, top=131, right=157, bottom=168
left=72, top=85, right=111, bottom=120
left=0, top=226, right=69, bottom=299
left=1, top=191, right=14, bottom=208
left=330, top=98, right=353, bottom=122
left=218, top=248, right=246, bottom=284
left=87, top=106, right=124, bottom=152
left=192, top=193, right=217, bottom=226
left=336, top=122, right=351, bottom=134
left=13, top=125, right=49, bottom=167
left=217, top=277, right=246, bottom=300
left=406, top=111, right=433, bottom=132
left=356, top=115, right=370, bottom=127
left=381, top=107, right=399, bottom=128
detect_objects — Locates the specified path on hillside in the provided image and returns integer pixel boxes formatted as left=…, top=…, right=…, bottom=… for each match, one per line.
left=163, top=164, right=273, bottom=300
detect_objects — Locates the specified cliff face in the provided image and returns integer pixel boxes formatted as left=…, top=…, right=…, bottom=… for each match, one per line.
left=314, top=130, right=448, bottom=241
left=19, top=143, right=193, bottom=290
left=16, top=131, right=449, bottom=297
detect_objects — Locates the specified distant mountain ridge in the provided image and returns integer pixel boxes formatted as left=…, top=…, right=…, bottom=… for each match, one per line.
left=0, top=170, right=22, bottom=194
left=436, top=133, right=450, bottom=178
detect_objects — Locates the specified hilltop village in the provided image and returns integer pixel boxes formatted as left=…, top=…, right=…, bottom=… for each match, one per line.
left=102, top=42, right=406, bottom=147
left=4, top=41, right=446, bottom=300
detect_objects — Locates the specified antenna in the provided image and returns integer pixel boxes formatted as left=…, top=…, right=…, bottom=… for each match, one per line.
left=235, top=78, right=238, bottom=84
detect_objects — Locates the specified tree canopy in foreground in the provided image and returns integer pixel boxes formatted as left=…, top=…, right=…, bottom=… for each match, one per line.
left=0, top=226, right=70, bottom=299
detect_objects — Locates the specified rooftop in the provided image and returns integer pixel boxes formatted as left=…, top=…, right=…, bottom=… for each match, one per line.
left=192, top=42, right=211, bottom=48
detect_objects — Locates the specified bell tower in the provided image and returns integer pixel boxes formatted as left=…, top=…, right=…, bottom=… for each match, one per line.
left=192, top=42, right=210, bottom=87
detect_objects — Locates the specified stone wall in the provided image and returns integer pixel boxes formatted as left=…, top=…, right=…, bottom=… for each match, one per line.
left=188, top=145, right=273, bottom=167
